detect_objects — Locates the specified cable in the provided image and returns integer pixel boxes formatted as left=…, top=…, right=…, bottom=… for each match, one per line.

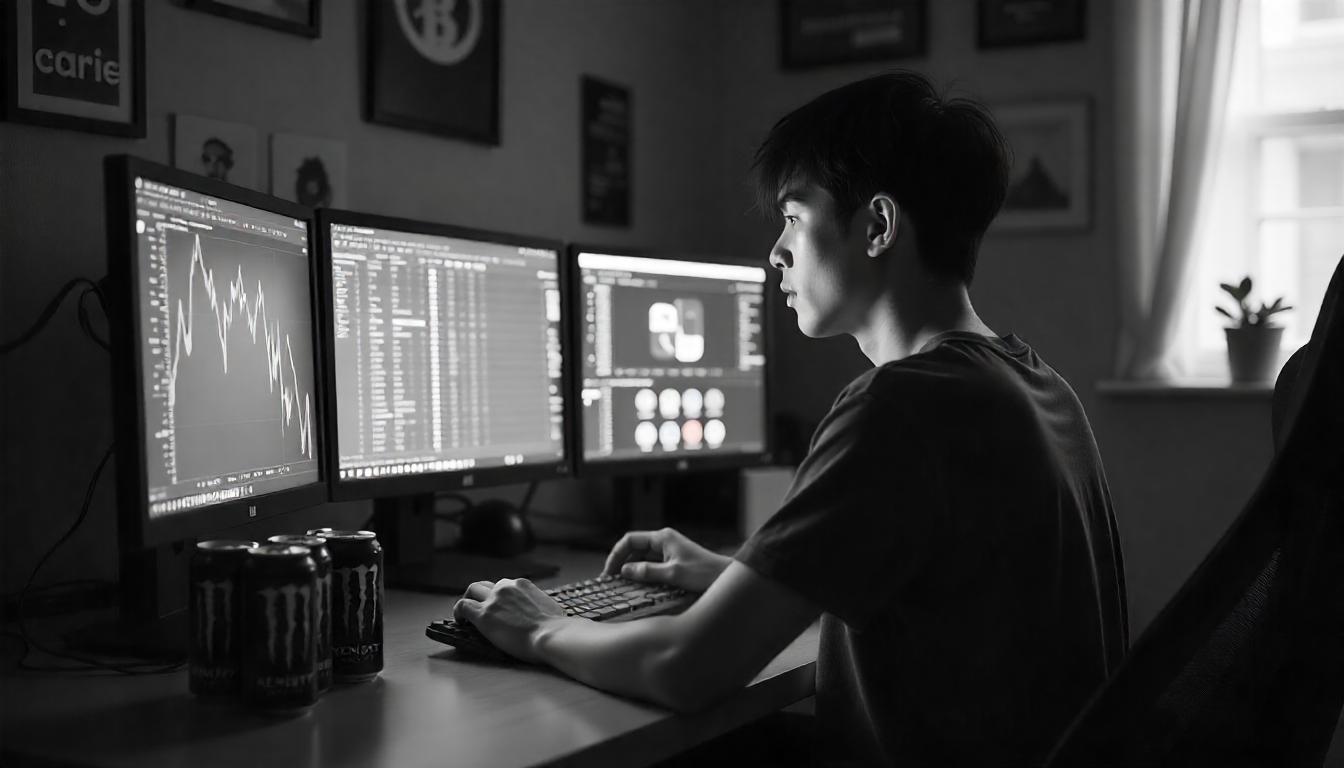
left=518, top=482, right=539, bottom=517
left=0, top=278, right=105, bottom=355
left=77, top=286, right=110, bottom=352
left=13, top=445, right=183, bottom=675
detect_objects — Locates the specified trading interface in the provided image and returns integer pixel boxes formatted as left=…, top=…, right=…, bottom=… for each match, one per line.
left=328, top=224, right=564, bottom=480
left=577, top=252, right=767, bottom=462
left=134, top=178, right=320, bottom=518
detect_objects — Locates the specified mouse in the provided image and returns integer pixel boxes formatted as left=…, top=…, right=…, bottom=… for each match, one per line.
left=457, top=499, right=536, bottom=558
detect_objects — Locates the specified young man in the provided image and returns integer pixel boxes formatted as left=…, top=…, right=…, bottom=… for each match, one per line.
left=453, top=71, right=1128, bottom=766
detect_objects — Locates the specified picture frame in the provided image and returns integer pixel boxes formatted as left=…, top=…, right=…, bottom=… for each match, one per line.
left=581, top=76, right=632, bottom=228
left=181, top=0, right=321, bottom=38
left=270, top=131, right=347, bottom=208
left=978, top=0, right=1085, bottom=49
left=780, top=0, right=926, bottom=70
left=2, top=0, right=145, bottom=138
left=173, top=113, right=260, bottom=190
left=366, top=0, right=500, bottom=145
left=992, top=100, right=1090, bottom=233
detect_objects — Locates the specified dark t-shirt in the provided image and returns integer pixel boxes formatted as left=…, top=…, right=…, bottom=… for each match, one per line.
left=736, top=332, right=1127, bottom=767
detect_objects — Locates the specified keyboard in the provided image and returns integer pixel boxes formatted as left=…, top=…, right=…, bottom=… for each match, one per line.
left=426, top=574, right=693, bottom=661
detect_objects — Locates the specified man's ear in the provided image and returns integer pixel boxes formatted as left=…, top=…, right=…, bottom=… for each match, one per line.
left=865, top=193, right=900, bottom=258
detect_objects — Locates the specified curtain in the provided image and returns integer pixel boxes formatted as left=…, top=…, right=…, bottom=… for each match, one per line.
left=1114, top=0, right=1241, bottom=380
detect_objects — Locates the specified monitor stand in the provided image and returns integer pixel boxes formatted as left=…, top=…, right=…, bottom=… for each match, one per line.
left=64, top=542, right=191, bottom=661
left=373, top=494, right=558, bottom=594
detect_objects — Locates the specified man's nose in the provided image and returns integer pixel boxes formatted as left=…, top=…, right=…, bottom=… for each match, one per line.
left=769, top=238, right=791, bottom=270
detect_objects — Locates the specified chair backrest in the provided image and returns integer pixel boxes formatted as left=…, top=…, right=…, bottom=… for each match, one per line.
left=1046, top=255, right=1344, bottom=767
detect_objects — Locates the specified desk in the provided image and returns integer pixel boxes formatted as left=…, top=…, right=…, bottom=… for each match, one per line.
left=0, top=546, right=819, bottom=768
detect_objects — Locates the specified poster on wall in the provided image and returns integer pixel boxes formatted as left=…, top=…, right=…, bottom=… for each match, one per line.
left=366, top=0, right=500, bottom=144
left=182, top=0, right=322, bottom=38
left=3, top=0, right=145, bottom=137
left=780, top=0, right=926, bottom=69
left=992, top=100, right=1090, bottom=232
left=173, top=114, right=260, bottom=189
left=978, top=0, right=1085, bottom=48
left=582, top=76, right=631, bottom=228
left=270, top=132, right=347, bottom=208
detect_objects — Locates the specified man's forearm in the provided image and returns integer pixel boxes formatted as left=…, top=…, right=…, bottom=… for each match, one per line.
left=531, top=614, right=709, bottom=711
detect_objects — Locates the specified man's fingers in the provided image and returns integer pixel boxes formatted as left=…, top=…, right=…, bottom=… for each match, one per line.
left=621, top=559, right=678, bottom=585
left=603, top=530, right=656, bottom=575
left=464, top=580, right=495, bottom=600
left=453, top=598, right=483, bottom=624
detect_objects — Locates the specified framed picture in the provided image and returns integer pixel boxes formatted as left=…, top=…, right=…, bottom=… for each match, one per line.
left=271, top=132, right=347, bottom=208
left=978, top=0, right=1085, bottom=48
left=3, top=0, right=145, bottom=137
left=780, top=0, right=926, bottom=69
left=173, top=114, right=260, bottom=189
left=581, top=76, right=632, bottom=227
left=993, top=100, right=1090, bottom=232
left=182, top=0, right=320, bottom=38
left=366, top=0, right=500, bottom=144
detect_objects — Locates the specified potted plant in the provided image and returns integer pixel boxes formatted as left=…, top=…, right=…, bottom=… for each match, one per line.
left=1216, top=276, right=1292, bottom=383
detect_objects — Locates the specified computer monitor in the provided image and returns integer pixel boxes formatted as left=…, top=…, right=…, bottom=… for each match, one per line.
left=315, top=209, right=571, bottom=590
left=102, top=155, right=327, bottom=647
left=570, top=246, right=773, bottom=476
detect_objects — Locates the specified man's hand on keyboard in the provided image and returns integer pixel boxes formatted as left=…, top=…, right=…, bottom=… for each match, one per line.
left=602, top=528, right=731, bottom=594
left=453, top=578, right=566, bottom=663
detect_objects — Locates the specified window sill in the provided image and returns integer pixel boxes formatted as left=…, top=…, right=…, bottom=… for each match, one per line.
left=1096, top=379, right=1274, bottom=399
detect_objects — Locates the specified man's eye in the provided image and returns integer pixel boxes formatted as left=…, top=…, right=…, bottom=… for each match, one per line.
left=783, top=215, right=798, bottom=225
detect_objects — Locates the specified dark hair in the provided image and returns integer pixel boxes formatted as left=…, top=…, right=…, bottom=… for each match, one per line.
left=752, top=71, right=1009, bottom=284
left=201, top=137, right=235, bottom=169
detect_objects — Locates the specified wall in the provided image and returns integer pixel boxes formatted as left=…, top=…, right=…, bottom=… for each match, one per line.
left=0, top=0, right=722, bottom=593
left=0, top=1, right=1275, bottom=638
left=710, top=0, right=1273, bottom=636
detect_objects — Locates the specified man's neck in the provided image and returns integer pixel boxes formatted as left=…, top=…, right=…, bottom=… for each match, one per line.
left=852, top=281, right=994, bottom=366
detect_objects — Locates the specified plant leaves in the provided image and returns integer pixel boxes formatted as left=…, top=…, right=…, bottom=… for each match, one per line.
left=1239, top=276, right=1253, bottom=298
left=1215, top=306, right=1235, bottom=319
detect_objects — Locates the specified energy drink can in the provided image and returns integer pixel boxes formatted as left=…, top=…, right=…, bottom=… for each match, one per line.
left=241, top=545, right=319, bottom=713
left=188, top=540, right=256, bottom=696
left=317, top=530, right=383, bottom=682
left=268, top=534, right=333, bottom=693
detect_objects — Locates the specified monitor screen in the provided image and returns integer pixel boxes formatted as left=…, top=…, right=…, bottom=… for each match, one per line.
left=575, top=250, right=769, bottom=468
left=323, top=217, right=567, bottom=491
left=131, top=173, right=321, bottom=519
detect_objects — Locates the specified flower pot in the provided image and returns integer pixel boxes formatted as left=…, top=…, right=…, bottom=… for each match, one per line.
left=1225, top=326, right=1284, bottom=383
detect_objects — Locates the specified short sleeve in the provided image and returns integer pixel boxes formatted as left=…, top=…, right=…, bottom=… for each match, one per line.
left=735, top=388, right=940, bottom=629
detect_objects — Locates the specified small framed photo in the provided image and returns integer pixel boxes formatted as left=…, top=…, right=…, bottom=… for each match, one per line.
left=780, top=0, right=926, bottom=70
left=993, top=100, right=1090, bottom=233
left=271, top=132, right=347, bottom=208
left=978, top=0, right=1085, bottom=49
left=366, top=0, right=500, bottom=144
left=182, top=0, right=320, bottom=38
left=3, top=0, right=145, bottom=137
left=173, top=114, right=260, bottom=189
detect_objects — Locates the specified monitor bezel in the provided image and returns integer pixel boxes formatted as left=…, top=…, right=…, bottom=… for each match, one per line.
left=315, top=208, right=574, bottom=502
left=104, top=155, right=329, bottom=551
left=566, top=243, right=776, bottom=478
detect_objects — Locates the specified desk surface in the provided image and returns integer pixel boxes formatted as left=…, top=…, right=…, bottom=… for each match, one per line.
left=1, top=546, right=818, bottom=768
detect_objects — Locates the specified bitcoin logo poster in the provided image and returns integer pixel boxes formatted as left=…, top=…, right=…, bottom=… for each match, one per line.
left=367, top=0, right=500, bottom=144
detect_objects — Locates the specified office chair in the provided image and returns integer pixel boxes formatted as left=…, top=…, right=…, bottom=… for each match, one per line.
left=1046, top=254, right=1344, bottom=768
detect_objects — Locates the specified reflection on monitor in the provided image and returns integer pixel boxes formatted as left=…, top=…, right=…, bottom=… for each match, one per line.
left=326, top=221, right=565, bottom=485
left=133, top=176, right=320, bottom=517
left=576, top=251, right=768, bottom=465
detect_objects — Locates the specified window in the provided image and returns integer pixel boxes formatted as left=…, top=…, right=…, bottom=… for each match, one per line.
left=1178, top=0, right=1344, bottom=378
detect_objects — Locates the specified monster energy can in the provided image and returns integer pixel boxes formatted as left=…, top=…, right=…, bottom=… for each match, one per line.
left=188, top=540, right=256, bottom=696
left=317, top=530, right=383, bottom=682
left=268, top=534, right=333, bottom=692
left=241, top=545, right=319, bottom=713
